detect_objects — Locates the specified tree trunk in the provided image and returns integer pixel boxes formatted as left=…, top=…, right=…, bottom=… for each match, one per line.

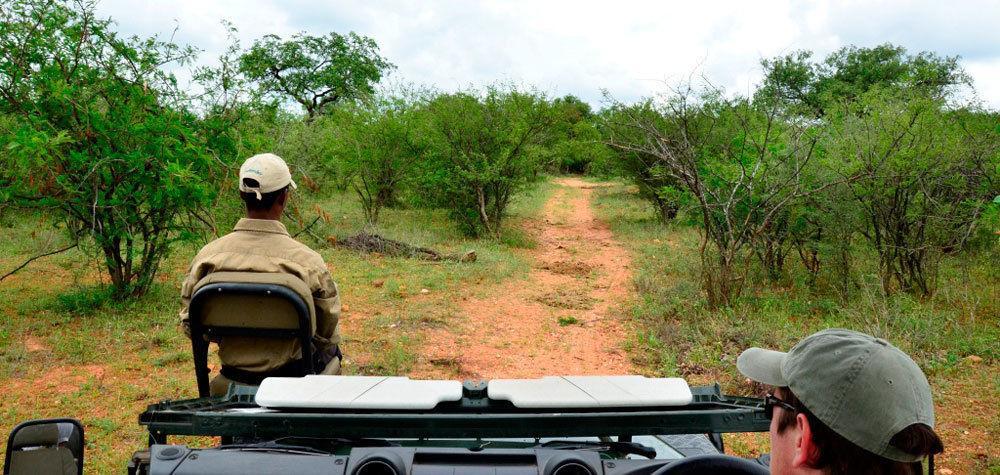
left=475, top=185, right=494, bottom=237
left=652, top=195, right=678, bottom=222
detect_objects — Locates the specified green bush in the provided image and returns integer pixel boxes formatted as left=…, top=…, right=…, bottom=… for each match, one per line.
left=330, top=90, right=430, bottom=226
left=0, top=0, right=235, bottom=298
left=598, top=101, right=686, bottom=222
left=542, top=95, right=611, bottom=174
left=420, top=87, right=555, bottom=237
left=823, top=92, right=999, bottom=295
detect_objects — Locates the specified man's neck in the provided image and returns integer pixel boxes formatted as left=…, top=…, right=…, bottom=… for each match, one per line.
left=246, top=211, right=282, bottom=220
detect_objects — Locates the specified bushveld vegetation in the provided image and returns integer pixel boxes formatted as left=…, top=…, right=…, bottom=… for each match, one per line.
left=601, top=45, right=999, bottom=307
left=0, top=0, right=596, bottom=295
left=0, top=0, right=997, bottom=471
left=593, top=44, right=998, bottom=471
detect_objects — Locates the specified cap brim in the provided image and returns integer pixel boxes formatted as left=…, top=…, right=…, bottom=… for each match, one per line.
left=288, top=178, right=297, bottom=190
left=736, top=348, right=788, bottom=386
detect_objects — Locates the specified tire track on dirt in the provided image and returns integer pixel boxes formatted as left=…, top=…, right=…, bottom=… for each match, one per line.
left=410, top=177, right=633, bottom=379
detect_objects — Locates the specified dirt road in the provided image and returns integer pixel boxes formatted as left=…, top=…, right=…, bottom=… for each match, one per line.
left=411, top=177, right=634, bottom=378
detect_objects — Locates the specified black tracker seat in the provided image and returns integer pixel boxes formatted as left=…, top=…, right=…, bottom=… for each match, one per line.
left=188, top=272, right=317, bottom=397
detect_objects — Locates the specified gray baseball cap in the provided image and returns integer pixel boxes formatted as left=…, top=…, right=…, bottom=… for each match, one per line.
left=737, top=328, right=935, bottom=462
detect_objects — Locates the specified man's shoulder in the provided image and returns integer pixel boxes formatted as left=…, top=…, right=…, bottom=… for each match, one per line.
left=282, top=237, right=327, bottom=265
left=246, top=232, right=328, bottom=269
left=193, top=232, right=243, bottom=256
left=192, top=230, right=327, bottom=268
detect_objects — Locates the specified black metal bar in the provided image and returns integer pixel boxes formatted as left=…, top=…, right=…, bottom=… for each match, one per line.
left=190, top=335, right=211, bottom=398
left=141, top=406, right=768, bottom=439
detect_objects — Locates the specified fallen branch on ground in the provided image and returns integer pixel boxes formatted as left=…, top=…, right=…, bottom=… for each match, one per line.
left=0, top=243, right=79, bottom=283
left=329, top=232, right=476, bottom=263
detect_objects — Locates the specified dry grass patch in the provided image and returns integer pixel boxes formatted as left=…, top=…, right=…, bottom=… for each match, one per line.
left=535, top=287, right=597, bottom=310
left=539, top=260, right=594, bottom=276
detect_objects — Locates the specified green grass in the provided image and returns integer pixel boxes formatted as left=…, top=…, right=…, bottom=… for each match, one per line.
left=0, top=180, right=555, bottom=472
left=50, top=285, right=119, bottom=316
left=557, top=316, right=580, bottom=326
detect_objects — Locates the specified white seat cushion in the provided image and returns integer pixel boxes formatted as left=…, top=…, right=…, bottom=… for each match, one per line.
left=255, top=375, right=463, bottom=410
left=487, top=376, right=692, bottom=408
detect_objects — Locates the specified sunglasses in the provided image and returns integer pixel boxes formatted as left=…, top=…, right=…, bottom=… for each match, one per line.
left=764, top=393, right=798, bottom=420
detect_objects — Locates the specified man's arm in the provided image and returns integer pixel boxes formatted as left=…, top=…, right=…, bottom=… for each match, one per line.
left=179, top=260, right=205, bottom=339
left=311, top=266, right=342, bottom=355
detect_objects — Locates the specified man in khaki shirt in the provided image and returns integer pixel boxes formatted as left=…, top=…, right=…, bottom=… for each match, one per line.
left=180, top=153, right=342, bottom=395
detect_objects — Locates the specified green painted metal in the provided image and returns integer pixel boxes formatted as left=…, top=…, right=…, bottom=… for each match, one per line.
left=140, top=383, right=768, bottom=445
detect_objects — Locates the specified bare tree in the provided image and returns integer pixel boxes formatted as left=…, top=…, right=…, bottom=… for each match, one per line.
left=605, top=84, right=827, bottom=307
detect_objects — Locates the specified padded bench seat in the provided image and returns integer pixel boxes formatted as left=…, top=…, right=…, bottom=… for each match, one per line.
left=488, top=376, right=693, bottom=408
left=255, top=375, right=463, bottom=410
left=254, top=375, right=692, bottom=411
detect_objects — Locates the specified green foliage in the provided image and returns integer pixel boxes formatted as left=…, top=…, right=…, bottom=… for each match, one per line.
left=606, top=88, right=822, bottom=306
left=751, top=44, right=995, bottom=298
left=599, top=100, right=686, bottom=222
left=421, top=86, right=555, bottom=237
left=824, top=91, right=1000, bottom=295
left=604, top=44, right=997, bottom=306
left=557, top=316, right=580, bottom=326
left=330, top=90, right=429, bottom=226
left=239, top=31, right=394, bottom=118
left=543, top=95, right=610, bottom=174
left=758, top=43, right=970, bottom=116
left=0, top=0, right=232, bottom=298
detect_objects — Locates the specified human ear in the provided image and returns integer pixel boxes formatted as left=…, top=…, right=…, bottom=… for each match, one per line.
left=792, top=413, right=821, bottom=468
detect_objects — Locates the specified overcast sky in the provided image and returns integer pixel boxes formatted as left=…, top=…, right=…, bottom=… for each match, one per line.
left=95, top=0, right=1000, bottom=110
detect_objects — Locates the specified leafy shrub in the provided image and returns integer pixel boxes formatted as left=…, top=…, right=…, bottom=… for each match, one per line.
left=598, top=101, right=686, bottom=222
left=0, top=0, right=235, bottom=298
left=331, top=91, right=429, bottom=226
left=824, top=92, right=1000, bottom=295
left=420, top=87, right=555, bottom=237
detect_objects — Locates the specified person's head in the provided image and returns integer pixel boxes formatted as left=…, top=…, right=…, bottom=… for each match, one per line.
left=737, top=329, right=943, bottom=475
left=238, top=153, right=297, bottom=220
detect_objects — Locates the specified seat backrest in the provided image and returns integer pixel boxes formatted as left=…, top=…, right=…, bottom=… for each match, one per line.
left=11, top=424, right=58, bottom=448
left=193, top=272, right=316, bottom=333
left=189, top=272, right=317, bottom=396
left=8, top=424, right=77, bottom=475
left=9, top=447, right=77, bottom=475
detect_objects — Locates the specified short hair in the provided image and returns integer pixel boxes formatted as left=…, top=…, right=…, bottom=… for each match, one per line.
left=775, top=387, right=943, bottom=475
left=240, top=178, right=289, bottom=212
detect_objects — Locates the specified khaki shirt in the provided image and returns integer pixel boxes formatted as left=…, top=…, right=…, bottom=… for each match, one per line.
left=180, top=218, right=341, bottom=372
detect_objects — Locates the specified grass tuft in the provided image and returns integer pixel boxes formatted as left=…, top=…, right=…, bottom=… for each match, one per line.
left=52, top=285, right=118, bottom=316
left=153, top=351, right=191, bottom=367
left=557, top=316, right=580, bottom=326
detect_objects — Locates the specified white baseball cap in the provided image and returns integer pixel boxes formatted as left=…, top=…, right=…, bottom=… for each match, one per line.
left=238, top=153, right=297, bottom=199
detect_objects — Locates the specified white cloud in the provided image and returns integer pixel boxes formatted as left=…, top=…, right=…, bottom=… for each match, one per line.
left=93, top=0, right=1000, bottom=109
left=965, top=59, right=1000, bottom=109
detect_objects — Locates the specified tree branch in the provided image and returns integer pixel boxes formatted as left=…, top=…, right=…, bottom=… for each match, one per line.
left=0, top=243, right=78, bottom=283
